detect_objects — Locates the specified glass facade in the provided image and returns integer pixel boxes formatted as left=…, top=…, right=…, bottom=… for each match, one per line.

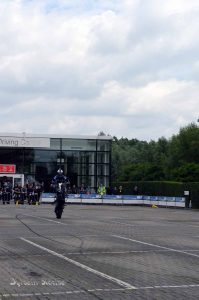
left=0, top=136, right=112, bottom=192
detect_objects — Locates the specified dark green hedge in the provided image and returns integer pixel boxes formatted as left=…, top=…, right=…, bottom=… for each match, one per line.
left=113, top=181, right=199, bottom=208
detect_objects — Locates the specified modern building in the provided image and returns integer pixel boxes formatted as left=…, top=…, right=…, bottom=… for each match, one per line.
left=0, top=133, right=112, bottom=192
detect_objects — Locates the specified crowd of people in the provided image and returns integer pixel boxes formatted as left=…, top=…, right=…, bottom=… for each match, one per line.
left=66, top=184, right=139, bottom=196
left=0, top=180, right=43, bottom=205
left=51, top=182, right=140, bottom=196
left=0, top=173, right=140, bottom=205
left=69, top=184, right=96, bottom=195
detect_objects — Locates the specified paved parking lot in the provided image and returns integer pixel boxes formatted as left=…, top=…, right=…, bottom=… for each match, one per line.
left=0, top=203, right=199, bottom=299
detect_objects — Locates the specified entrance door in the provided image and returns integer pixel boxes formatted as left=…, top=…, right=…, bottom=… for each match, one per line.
left=0, top=174, right=24, bottom=188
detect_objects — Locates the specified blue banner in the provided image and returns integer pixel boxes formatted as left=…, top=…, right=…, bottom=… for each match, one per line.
left=41, top=193, right=185, bottom=204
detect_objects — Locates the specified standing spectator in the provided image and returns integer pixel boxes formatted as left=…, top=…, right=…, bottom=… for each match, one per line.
left=113, top=186, right=118, bottom=195
left=118, top=185, right=123, bottom=195
left=98, top=183, right=106, bottom=196
left=72, top=184, right=78, bottom=194
left=20, top=185, right=27, bottom=204
left=27, top=184, right=34, bottom=205
left=67, top=185, right=72, bottom=194
left=86, top=186, right=91, bottom=195
left=2, top=181, right=12, bottom=204
left=91, top=187, right=96, bottom=194
left=35, top=184, right=42, bottom=202
left=0, top=187, right=2, bottom=203
left=13, top=185, right=20, bottom=204
left=133, top=185, right=139, bottom=195
left=80, top=184, right=86, bottom=194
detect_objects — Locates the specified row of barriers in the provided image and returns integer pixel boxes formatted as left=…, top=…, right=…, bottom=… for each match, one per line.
left=41, top=193, right=186, bottom=208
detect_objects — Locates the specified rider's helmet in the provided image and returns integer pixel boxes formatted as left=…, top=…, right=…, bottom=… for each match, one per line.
left=57, top=168, right=63, bottom=174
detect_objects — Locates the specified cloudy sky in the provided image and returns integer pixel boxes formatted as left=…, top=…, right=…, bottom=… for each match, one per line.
left=1, top=0, right=199, bottom=141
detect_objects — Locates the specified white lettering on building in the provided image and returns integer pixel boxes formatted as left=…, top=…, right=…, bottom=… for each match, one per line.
left=0, top=138, right=18, bottom=147
left=0, top=137, right=50, bottom=148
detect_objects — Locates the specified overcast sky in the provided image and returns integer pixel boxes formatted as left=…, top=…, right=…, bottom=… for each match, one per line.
left=1, top=0, right=199, bottom=141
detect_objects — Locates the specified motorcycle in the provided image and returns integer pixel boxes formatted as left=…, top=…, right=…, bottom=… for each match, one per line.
left=54, top=183, right=66, bottom=219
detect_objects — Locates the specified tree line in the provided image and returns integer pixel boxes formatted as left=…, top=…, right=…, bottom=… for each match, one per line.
left=111, top=123, right=199, bottom=183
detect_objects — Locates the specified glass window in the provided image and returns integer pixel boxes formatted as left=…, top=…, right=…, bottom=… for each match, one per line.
left=34, top=162, right=57, bottom=176
left=97, top=176, right=109, bottom=187
left=97, top=140, right=111, bottom=151
left=61, top=163, right=95, bottom=176
left=0, top=148, right=24, bottom=164
left=62, top=139, right=96, bottom=151
left=97, top=164, right=109, bottom=176
left=61, top=151, right=95, bottom=164
left=61, top=151, right=80, bottom=163
left=97, top=152, right=109, bottom=163
left=80, top=152, right=95, bottom=164
left=63, top=162, right=79, bottom=174
left=78, top=176, right=92, bottom=187
left=50, top=139, right=61, bottom=150
left=27, top=150, right=61, bottom=163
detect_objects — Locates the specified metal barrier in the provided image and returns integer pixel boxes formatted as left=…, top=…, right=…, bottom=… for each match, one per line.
left=41, top=193, right=185, bottom=208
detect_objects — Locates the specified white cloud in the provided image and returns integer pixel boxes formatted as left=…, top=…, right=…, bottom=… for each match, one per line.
left=0, top=0, right=199, bottom=141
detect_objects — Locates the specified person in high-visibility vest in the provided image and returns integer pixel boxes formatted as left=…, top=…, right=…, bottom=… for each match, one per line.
left=97, top=184, right=106, bottom=196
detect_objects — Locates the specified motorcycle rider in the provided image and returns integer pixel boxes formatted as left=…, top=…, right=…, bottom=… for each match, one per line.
left=51, top=168, right=70, bottom=218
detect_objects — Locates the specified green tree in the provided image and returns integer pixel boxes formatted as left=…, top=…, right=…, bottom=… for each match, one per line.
left=111, top=122, right=199, bottom=183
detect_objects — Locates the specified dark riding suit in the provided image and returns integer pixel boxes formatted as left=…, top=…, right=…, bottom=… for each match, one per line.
left=52, top=174, right=69, bottom=217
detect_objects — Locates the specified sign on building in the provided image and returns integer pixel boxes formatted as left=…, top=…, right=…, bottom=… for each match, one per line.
left=0, top=164, right=16, bottom=173
left=0, top=137, right=50, bottom=148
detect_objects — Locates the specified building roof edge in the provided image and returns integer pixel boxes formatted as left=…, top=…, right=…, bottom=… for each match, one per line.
left=0, top=132, right=112, bottom=140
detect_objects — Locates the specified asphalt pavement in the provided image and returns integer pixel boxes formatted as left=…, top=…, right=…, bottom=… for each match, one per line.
left=0, top=203, right=199, bottom=299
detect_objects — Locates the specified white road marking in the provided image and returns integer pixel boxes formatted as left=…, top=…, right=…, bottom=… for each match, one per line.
left=20, top=237, right=136, bottom=289
left=65, top=249, right=199, bottom=255
left=139, top=284, right=199, bottom=290
left=20, top=214, right=66, bottom=225
left=112, top=235, right=199, bottom=258
left=2, top=284, right=199, bottom=298
left=2, top=249, right=199, bottom=259
left=109, top=220, right=168, bottom=227
left=108, top=218, right=199, bottom=229
left=109, top=221, right=137, bottom=227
